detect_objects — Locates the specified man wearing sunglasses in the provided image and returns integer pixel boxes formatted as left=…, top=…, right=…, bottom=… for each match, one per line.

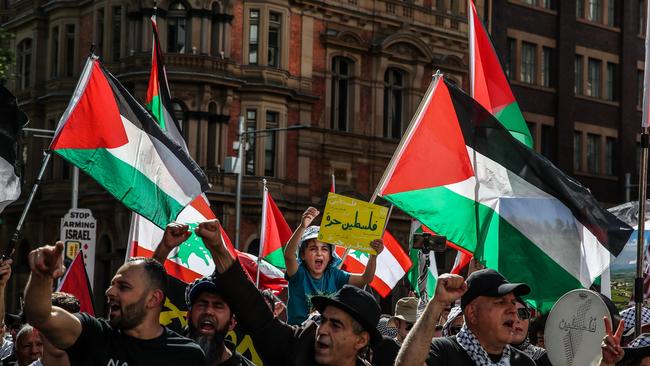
left=396, top=268, right=536, bottom=366
left=512, top=299, right=551, bottom=366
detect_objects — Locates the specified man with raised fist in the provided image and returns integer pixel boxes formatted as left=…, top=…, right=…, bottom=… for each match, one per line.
left=24, top=243, right=205, bottom=366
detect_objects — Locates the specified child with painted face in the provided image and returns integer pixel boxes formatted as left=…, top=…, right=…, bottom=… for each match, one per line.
left=284, top=206, right=384, bottom=325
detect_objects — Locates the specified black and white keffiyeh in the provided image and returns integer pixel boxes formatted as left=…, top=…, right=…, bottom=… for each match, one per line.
left=457, top=325, right=512, bottom=366
left=513, top=337, right=547, bottom=360
left=628, top=333, right=650, bottom=348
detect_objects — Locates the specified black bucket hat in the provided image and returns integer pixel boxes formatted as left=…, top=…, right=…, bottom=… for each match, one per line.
left=311, top=285, right=382, bottom=346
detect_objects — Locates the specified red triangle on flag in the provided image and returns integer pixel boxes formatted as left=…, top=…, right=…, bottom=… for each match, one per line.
left=57, top=250, right=95, bottom=316
left=261, top=191, right=292, bottom=258
left=50, top=61, right=128, bottom=150
left=379, top=80, right=474, bottom=196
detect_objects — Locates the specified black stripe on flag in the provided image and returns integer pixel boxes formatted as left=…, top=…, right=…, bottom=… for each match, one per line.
left=444, top=79, right=633, bottom=256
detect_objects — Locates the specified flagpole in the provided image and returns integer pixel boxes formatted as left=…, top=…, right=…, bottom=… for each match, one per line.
left=3, top=151, right=53, bottom=259
left=636, top=0, right=650, bottom=337
left=256, top=179, right=267, bottom=288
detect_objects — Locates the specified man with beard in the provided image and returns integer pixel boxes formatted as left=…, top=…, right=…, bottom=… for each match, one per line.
left=194, top=219, right=382, bottom=366
left=24, top=242, right=205, bottom=366
left=396, top=269, right=536, bottom=366
left=185, top=276, right=255, bottom=366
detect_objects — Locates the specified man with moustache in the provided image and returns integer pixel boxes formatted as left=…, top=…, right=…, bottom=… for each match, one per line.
left=185, top=276, right=255, bottom=366
left=396, top=269, right=536, bottom=366
left=24, top=242, right=205, bottom=366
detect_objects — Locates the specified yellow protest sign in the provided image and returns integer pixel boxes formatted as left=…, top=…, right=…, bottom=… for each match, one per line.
left=318, top=193, right=388, bottom=254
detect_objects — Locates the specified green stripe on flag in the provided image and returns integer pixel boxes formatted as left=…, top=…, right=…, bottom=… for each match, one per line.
left=146, top=95, right=167, bottom=131
left=493, top=102, right=533, bottom=148
left=407, top=248, right=420, bottom=293
left=386, top=186, right=582, bottom=312
left=426, top=268, right=437, bottom=298
left=264, top=247, right=286, bottom=269
left=56, top=148, right=185, bottom=228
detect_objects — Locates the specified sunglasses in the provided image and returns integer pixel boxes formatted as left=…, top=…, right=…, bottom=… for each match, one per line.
left=517, top=307, right=532, bottom=320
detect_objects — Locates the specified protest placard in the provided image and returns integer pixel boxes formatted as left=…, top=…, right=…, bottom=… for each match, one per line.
left=318, top=193, right=388, bottom=254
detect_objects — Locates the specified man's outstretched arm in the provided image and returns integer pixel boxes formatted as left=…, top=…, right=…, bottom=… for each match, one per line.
left=24, top=242, right=82, bottom=349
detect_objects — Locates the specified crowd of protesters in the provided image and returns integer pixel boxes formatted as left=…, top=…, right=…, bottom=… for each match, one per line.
left=1, top=207, right=648, bottom=365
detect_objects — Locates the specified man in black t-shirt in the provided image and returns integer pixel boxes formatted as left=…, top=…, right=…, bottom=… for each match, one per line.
left=396, top=269, right=536, bottom=366
left=24, top=243, right=205, bottom=366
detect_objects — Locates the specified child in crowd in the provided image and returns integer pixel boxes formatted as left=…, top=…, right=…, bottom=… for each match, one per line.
left=283, top=206, right=384, bottom=325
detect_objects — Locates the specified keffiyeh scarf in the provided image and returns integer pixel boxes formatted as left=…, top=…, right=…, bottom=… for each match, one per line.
left=457, top=325, right=511, bottom=366
left=513, top=337, right=547, bottom=360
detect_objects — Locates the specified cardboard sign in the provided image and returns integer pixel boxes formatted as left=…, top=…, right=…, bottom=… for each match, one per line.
left=60, top=208, right=96, bottom=289
left=318, top=193, right=388, bottom=254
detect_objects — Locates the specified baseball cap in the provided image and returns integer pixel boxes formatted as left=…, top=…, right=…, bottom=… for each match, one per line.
left=460, top=268, right=530, bottom=309
left=185, top=276, right=222, bottom=308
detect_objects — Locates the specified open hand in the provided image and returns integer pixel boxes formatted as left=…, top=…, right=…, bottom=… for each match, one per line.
left=28, top=242, right=65, bottom=279
left=160, top=222, right=191, bottom=251
left=433, top=273, right=467, bottom=305
left=301, top=207, right=320, bottom=228
left=601, top=316, right=625, bottom=364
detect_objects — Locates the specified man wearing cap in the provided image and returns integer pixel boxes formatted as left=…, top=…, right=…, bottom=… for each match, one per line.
left=390, top=297, right=418, bottom=345
left=185, top=277, right=255, bottom=366
left=195, top=219, right=382, bottom=366
left=396, top=269, right=536, bottom=366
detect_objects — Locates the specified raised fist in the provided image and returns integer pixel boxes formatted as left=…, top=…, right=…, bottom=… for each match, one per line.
left=160, top=222, right=191, bottom=251
left=433, top=273, right=467, bottom=305
left=195, top=219, right=224, bottom=253
left=301, top=207, right=320, bottom=229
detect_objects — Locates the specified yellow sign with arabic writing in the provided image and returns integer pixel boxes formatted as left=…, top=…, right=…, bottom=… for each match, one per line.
left=318, top=193, right=388, bottom=254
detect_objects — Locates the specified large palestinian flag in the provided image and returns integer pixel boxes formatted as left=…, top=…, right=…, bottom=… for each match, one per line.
left=469, top=0, right=533, bottom=148
left=259, top=186, right=292, bottom=269
left=50, top=57, right=209, bottom=228
left=376, top=77, right=634, bottom=311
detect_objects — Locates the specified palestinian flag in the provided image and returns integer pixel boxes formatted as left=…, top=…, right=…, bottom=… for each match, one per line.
left=259, top=186, right=292, bottom=269
left=0, top=85, right=27, bottom=213
left=57, top=250, right=95, bottom=316
left=50, top=57, right=209, bottom=228
left=146, top=15, right=183, bottom=143
left=376, top=77, right=634, bottom=311
left=468, top=0, right=533, bottom=148
left=406, top=221, right=439, bottom=299
left=335, top=230, right=412, bottom=297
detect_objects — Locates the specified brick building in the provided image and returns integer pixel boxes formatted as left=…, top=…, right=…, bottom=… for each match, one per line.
left=0, top=0, right=472, bottom=313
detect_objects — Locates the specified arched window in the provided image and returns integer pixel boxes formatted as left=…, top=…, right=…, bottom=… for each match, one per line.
left=331, top=56, right=353, bottom=131
left=168, top=1, right=188, bottom=53
left=17, top=39, right=32, bottom=89
left=384, top=68, right=405, bottom=139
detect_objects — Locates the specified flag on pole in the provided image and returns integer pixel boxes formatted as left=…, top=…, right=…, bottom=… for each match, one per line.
left=335, top=231, right=411, bottom=297
left=643, top=0, right=650, bottom=127
left=376, top=77, right=634, bottom=311
left=406, top=220, right=439, bottom=299
left=259, top=185, right=292, bottom=269
left=57, top=250, right=95, bottom=316
left=49, top=57, right=209, bottom=228
left=451, top=250, right=473, bottom=275
left=468, top=0, right=533, bottom=147
left=0, top=85, right=27, bottom=213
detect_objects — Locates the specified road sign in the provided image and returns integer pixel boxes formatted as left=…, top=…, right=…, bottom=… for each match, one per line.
left=60, top=208, right=96, bottom=289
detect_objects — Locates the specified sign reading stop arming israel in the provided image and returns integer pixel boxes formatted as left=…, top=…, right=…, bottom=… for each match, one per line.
left=318, top=193, right=388, bottom=254
left=60, top=208, right=96, bottom=289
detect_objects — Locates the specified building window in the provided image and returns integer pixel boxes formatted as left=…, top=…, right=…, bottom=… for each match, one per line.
left=167, top=2, right=188, bottom=53
left=521, top=42, right=536, bottom=84
left=331, top=57, right=353, bottom=131
left=607, top=0, right=618, bottom=26
left=541, top=47, right=554, bottom=87
left=573, top=131, right=582, bottom=171
left=605, top=137, right=616, bottom=175
left=540, top=124, right=553, bottom=157
left=64, top=25, right=75, bottom=77
left=587, top=0, right=602, bottom=22
left=384, top=68, right=405, bottom=139
left=17, top=39, right=32, bottom=90
left=505, top=38, right=516, bottom=79
left=605, top=62, right=617, bottom=101
left=248, top=9, right=259, bottom=65
left=638, top=70, right=644, bottom=108
left=587, top=58, right=601, bottom=98
left=586, top=133, right=600, bottom=173
left=51, top=27, right=59, bottom=78
left=268, top=12, right=281, bottom=68
left=264, top=111, right=278, bottom=177
left=577, top=0, right=584, bottom=18
left=540, top=0, right=554, bottom=8
left=111, top=6, right=122, bottom=61
left=245, top=109, right=257, bottom=175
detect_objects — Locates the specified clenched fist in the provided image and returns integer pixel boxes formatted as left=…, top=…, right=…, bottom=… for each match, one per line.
left=433, top=273, right=467, bottom=305
left=28, top=242, right=66, bottom=280
left=195, top=219, right=225, bottom=253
